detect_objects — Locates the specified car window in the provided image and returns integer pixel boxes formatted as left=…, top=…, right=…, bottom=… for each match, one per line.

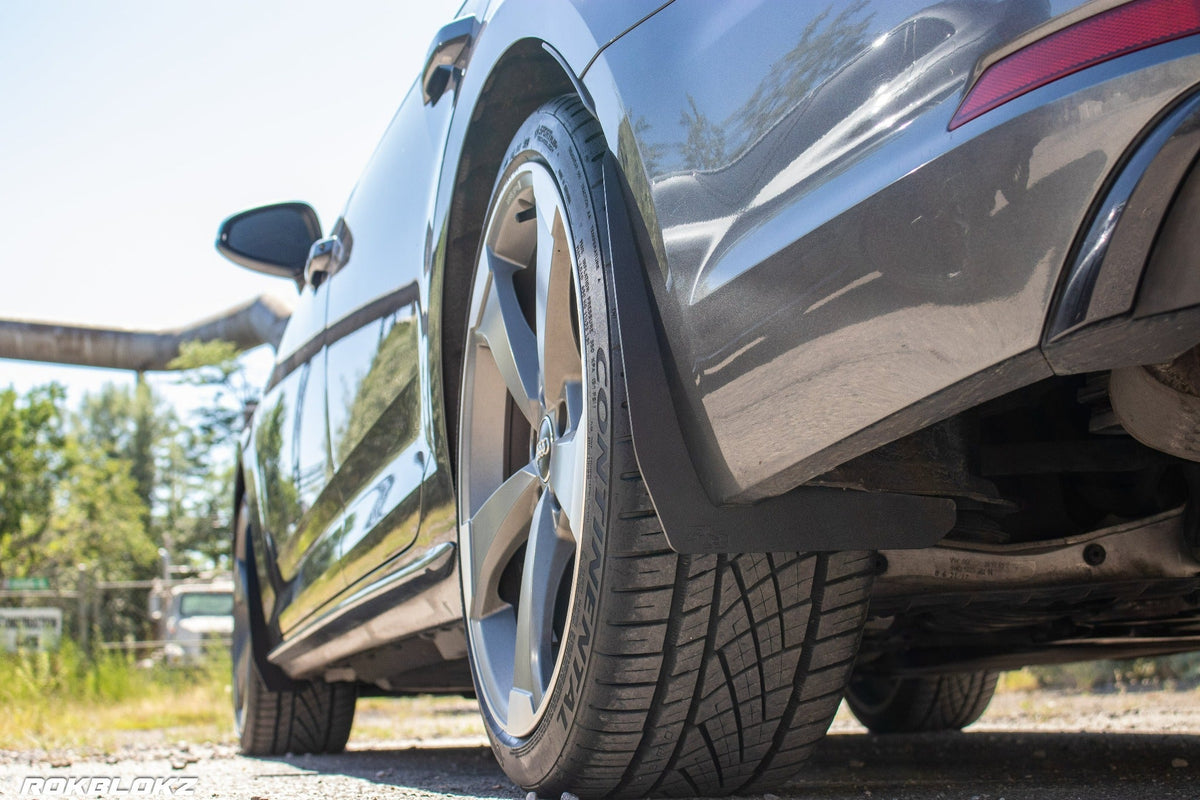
left=178, top=592, right=234, bottom=618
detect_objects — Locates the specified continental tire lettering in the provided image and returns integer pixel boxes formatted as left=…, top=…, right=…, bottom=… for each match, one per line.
left=595, top=346, right=608, bottom=396
left=595, top=347, right=609, bottom=434
left=561, top=685, right=576, bottom=719
left=586, top=532, right=602, bottom=608
left=555, top=344, right=612, bottom=731
left=575, top=617, right=591, bottom=676
left=593, top=427, right=609, bottom=486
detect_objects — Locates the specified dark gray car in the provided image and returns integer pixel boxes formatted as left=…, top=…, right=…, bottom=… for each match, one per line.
left=218, top=0, right=1200, bottom=796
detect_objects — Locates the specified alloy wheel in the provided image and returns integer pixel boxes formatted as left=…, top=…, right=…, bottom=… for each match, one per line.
left=459, top=160, right=588, bottom=737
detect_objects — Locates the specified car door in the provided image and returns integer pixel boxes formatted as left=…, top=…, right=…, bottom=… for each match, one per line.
left=248, top=274, right=346, bottom=633
left=323, top=77, right=456, bottom=591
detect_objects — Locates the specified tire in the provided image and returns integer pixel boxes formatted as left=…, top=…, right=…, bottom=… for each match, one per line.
left=232, top=503, right=356, bottom=755
left=456, top=95, right=875, bottom=797
left=846, top=671, right=999, bottom=734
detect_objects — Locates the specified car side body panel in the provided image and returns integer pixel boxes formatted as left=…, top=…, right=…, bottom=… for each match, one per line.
left=324, top=78, right=452, bottom=596
left=585, top=0, right=1200, bottom=502
left=244, top=281, right=349, bottom=634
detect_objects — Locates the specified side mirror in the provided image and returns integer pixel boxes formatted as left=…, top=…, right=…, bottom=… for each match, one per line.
left=215, top=202, right=321, bottom=287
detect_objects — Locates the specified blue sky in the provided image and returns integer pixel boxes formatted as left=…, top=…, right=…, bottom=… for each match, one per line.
left=0, top=0, right=460, bottom=404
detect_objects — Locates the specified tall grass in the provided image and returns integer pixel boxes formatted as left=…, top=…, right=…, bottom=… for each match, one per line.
left=0, top=640, right=233, bottom=751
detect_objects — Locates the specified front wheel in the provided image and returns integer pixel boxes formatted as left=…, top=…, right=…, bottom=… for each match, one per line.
left=456, top=95, right=874, bottom=797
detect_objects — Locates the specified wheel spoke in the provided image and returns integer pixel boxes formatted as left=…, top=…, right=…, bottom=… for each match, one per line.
left=507, top=687, right=536, bottom=736
left=476, top=249, right=541, bottom=425
left=512, top=490, right=575, bottom=707
left=467, top=464, right=539, bottom=617
left=547, top=381, right=586, bottom=534
left=562, top=377, right=585, bottom=431
left=531, top=170, right=582, bottom=409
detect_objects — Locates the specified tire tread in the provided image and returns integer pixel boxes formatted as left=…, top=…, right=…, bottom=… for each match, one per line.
left=239, top=667, right=356, bottom=756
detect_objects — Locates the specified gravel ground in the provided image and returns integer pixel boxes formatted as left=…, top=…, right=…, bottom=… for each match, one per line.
left=1, top=688, right=1197, bottom=799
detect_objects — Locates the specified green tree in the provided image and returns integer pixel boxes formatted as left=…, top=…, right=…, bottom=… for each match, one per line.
left=2, top=341, right=260, bottom=583
left=40, top=438, right=155, bottom=582
left=157, top=429, right=236, bottom=571
left=0, top=385, right=67, bottom=580
left=166, top=339, right=263, bottom=569
left=70, top=376, right=231, bottom=572
left=0, top=383, right=153, bottom=584
left=168, top=339, right=259, bottom=445
left=73, top=379, right=169, bottom=526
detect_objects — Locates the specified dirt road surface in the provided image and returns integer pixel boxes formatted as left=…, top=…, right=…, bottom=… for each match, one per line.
left=2, top=688, right=1197, bottom=799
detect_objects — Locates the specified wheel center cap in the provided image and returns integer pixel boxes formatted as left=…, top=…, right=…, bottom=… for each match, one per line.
left=535, top=415, right=555, bottom=483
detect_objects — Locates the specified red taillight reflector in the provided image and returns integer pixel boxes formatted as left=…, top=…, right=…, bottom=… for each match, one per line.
left=950, top=0, right=1200, bottom=130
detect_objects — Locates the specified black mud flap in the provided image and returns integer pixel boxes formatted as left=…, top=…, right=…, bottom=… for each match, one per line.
left=600, top=156, right=957, bottom=554
left=233, top=492, right=305, bottom=693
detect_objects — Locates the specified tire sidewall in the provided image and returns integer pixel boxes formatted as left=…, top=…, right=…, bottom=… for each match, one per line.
left=460, top=99, right=615, bottom=787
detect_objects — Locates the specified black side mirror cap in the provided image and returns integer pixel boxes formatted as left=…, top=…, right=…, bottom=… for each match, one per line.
left=216, top=202, right=321, bottom=288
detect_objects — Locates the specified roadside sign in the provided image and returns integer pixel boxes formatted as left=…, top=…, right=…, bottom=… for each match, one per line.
left=0, top=608, right=62, bottom=652
left=2, top=577, right=50, bottom=590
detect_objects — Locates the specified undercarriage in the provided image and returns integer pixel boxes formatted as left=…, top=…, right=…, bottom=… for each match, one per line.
left=824, top=350, right=1200, bottom=676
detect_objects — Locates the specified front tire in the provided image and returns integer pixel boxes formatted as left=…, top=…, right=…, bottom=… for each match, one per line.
left=456, top=96, right=874, bottom=797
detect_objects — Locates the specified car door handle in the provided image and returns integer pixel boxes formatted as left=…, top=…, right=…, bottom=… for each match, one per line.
left=305, top=234, right=345, bottom=288
left=422, top=16, right=479, bottom=105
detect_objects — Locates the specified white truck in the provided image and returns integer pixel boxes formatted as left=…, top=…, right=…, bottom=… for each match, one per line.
left=152, top=580, right=233, bottom=663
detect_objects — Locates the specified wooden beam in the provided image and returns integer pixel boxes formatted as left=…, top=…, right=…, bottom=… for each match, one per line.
left=0, top=294, right=291, bottom=371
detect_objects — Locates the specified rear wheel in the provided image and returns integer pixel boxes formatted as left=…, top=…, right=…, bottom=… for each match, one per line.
left=456, top=95, right=874, bottom=797
left=232, top=503, right=356, bottom=755
left=846, top=671, right=999, bottom=734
